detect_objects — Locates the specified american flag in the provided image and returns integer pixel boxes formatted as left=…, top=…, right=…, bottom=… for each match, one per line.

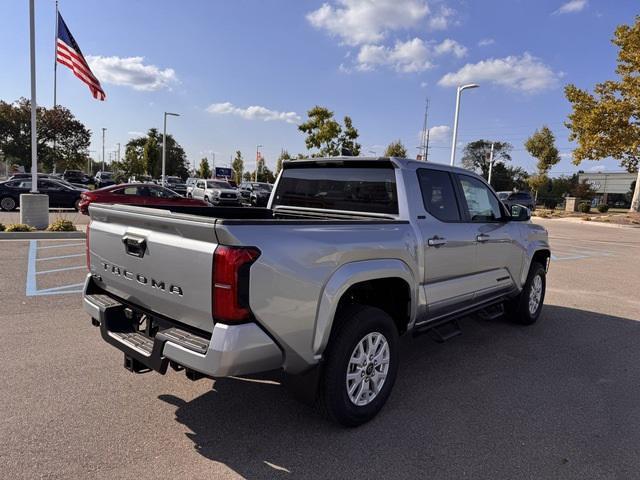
left=56, top=13, right=105, bottom=101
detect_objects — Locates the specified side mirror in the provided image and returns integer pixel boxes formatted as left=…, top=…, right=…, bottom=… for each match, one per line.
left=511, top=204, right=531, bottom=221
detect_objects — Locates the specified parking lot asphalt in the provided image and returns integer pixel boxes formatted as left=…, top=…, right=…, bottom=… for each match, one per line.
left=1, top=219, right=639, bottom=479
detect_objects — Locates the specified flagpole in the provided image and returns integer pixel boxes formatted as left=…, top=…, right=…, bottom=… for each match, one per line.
left=52, top=0, right=58, bottom=173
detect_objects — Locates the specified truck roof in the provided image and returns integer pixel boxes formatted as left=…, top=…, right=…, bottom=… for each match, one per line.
left=281, top=156, right=477, bottom=176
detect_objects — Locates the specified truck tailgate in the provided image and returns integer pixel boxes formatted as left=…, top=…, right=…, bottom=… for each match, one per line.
left=88, top=204, right=217, bottom=333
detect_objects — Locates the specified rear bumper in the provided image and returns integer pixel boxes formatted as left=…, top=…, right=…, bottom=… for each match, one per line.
left=83, top=274, right=282, bottom=377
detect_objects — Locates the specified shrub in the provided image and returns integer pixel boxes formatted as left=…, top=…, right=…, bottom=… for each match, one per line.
left=543, top=199, right=558, bottom=210
left=47, top=219, right=76, bottom=232
left=5, top=223, right=35, bottom=232
left=596, top=204, right=609, bottom=213
left=0, top=223, right=4, bottom=232
left=578, top=202, right=591, bottom=213
left=582, top=216, right=591, bottom=221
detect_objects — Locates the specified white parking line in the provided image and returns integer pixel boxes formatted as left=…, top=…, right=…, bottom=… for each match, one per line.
left=26, top=241, right=86, bottom=297
left=37, top=242, right=85, bottom=250
left=36, top=253, right=84, bottom=262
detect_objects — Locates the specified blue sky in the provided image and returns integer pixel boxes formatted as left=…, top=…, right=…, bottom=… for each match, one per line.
left=1, top=0, right=637, bottom=175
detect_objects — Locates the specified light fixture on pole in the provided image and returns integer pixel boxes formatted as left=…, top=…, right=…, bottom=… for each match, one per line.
left=449, top=83, right=479, bottom=166
left=162, top=112, right=180, bottom=186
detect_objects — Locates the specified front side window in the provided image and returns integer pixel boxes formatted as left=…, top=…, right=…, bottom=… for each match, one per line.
left=273, top=166, right=398, bottom=214
left=457, top=175, right=503, bottom=222
left=149, top=187, right=178, bottom=199
left=417, top=169, right=460, bottom=222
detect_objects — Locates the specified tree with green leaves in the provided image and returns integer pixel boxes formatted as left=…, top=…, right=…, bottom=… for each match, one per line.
left=461, top=140, right=513, bottom=178
left=122, top=129, right=189, bottom=179
left=197, top=157, right=212, bottom=179
left=384, top=140, right=408, bottom=158
left=338, top=116, right=361, bottom=156
left=275, top=150, right=292, bottom=177
left=242, top=171, right=253, bottom=181
left=524, top=126, right=560, bottom=200
left=231, top=150, right=244, bottom=184
left=298, top=106, right=361, bottom=157
left=0, top=98, right=91, bottom=172
left=565, top=16, right=640, bottom=211
left=490, top=163, right=529, bottom=192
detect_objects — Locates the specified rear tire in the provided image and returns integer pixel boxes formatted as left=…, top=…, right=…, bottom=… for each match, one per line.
left=0, top=196, right=17, bottom=211
left=318, top=305, right=399, bottom=427
left=506, top=262, right=546, bottom=325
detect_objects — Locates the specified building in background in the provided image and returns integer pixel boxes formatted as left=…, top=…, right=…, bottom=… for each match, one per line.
left=578, top=171, right=636, bottom=208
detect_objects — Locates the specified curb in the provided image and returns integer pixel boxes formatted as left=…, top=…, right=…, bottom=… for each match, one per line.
left=533, top=216, right=640, bottom=229
left=0, top=231, right=86, bottom=240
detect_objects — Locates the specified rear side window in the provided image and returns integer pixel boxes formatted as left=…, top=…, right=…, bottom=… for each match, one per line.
left=273, top=167, right=398, bottom=214
left=417, top=169, right=460, bottom=222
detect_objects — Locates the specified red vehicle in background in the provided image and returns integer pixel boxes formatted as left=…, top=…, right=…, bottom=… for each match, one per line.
left=78, top=183, right=207, bottom=215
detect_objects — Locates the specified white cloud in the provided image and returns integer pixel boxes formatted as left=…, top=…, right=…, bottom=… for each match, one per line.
left=86, top=56, right=178, bottom=91
left=433, top=38, right=467, bottom=58
left=206, top=102, right=301, bottom=124
left=478, top=38, right=495, bottom=47
left=588, top=164, right=606, bottom=172
left=307, top=0, right=433, bottom=46
left=438, top=53, right=560, bottom=92
left=425, top=125, right=451, bottom=143
left=356, top=38, right=466, bottom=73
left=427, top=6, right=456, bottom=30
left=127, top=131, right=145, bottom=137
left=420, top=81, right=428, bottom=88
left=553, top=0, right=588, bottom=15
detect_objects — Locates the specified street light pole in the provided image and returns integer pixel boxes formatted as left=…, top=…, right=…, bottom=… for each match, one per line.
left=487, top=142, right=495, bottom=186
left=101, top=127, right=106, bottom=172
left=449, top=83, right=479, bottom=166
left=29, top=0, right=38, bottom=192
left=162, top=112, right=180, bottom=186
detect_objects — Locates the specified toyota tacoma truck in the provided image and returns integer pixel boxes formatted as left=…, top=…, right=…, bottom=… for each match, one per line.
left=83, top=157, right=550, bottom=426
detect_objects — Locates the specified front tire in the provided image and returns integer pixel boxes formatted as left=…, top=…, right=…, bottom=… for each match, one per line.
left=506, top=262, right=546, bottom=325
left=319, top=305, right=399, bottom=427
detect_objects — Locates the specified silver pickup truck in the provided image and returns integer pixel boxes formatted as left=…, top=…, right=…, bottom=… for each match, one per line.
left=83, top=157, right=550, bottom=426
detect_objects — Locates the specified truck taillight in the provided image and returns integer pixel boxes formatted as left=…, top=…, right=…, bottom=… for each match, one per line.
left=212, top=246, right=260, bottom=323
left=85, top=220, right=91, bottom=269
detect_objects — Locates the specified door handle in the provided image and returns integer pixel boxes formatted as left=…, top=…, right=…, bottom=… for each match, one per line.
left=476, top=233, right=490, bottom=243
left=428, top=236, right=447, bottom=247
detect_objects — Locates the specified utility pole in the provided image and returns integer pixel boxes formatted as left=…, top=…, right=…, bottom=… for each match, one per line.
left=487, top=142, right=495, bottom=186
left=101, top=128, right=106, bottom=172
left=255, top=144, right=263, bottom=181
left=116, top=143, right=121, bottom=164
left=211, top=151, right=216, bottom=176
left=418, top=98, right=430, bottom=161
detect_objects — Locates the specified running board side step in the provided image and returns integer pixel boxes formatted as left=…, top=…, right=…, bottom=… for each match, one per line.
left=477, top=303, right=505, bottom=321
left=413, top=319, right=462, bottom=343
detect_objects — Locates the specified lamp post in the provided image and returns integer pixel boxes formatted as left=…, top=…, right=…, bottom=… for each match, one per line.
left=487, top=142, right=495, bottom=186
left=162, top=112, right=180, bottom=186
left=255, top=144, right=263, bottom=181
left=101, top=127, right=106, bottom=172
left=449, top=83, right=479, bottom=166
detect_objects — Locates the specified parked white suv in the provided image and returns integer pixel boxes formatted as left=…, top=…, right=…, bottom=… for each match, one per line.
left=189, top=179, right=240, bottom=206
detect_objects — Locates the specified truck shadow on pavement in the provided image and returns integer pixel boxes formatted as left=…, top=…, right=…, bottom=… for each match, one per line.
left=159, top=305, right=640, bottom=480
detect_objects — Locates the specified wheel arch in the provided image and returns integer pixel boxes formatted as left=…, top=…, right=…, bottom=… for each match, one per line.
left=312, top=259, right=416, bottom=357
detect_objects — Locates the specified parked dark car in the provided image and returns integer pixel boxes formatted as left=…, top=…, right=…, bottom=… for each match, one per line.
left=9, top=173, right=56, bottom=181
left=0, top=178, right=86, bottom=211
left=78, top=183, right=207, bottom=215
left=161, top=176, right=187, bottom=196
left=238, top=182, right=273, bottom=206
left=63, top=169, right=93, bottom=186
left=94, top=171, right=116, bottom=188
left=497, top=191, right=536, bottom=211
